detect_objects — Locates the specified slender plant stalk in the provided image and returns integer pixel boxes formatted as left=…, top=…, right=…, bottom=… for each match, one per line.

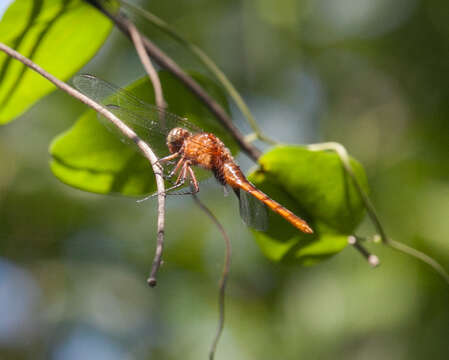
left=128, top=21, right=166, bottom=110
left=389, top=240, right=449, bottom=285
left=128, top=21, right=167, bottom=286
left=191, top=193, right=231, bottom=360
left=0, top=42, right=167, bottom=286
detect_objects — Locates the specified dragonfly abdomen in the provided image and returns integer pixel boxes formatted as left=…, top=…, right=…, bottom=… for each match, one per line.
left=222, top=162, right=313, bottom=234
left=240, top=181, right=313, bottom=234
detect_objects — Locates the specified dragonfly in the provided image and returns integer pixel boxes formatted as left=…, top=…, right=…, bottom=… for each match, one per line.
left=73, top=74, right=313, bottom=234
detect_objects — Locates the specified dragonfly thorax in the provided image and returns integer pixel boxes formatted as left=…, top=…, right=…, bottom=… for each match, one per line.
left=166, top=127, right=192, bottom=154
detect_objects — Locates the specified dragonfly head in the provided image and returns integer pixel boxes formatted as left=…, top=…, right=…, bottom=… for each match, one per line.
left=167, top=127, right=192, bottom=154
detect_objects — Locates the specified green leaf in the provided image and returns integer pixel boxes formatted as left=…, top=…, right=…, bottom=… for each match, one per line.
left=247, top=145, right=369, bottom=264
left=0, top=0, right=112, bottom=123
left=50, top=71, right=235, bottom=196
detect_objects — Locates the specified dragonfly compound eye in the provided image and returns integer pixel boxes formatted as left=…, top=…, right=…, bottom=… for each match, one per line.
left=167, top=127, right=191, bottom=153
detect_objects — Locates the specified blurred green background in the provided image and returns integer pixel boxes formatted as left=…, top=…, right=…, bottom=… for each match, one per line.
left=1, top=0, right=448, bottom=359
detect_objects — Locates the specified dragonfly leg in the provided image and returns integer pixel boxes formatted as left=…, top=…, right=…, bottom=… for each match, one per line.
left=186, top=165, right=200, bottom=194
left=167, top=157, right=186, bottom=179
left=169, top=164, right=199, bottom=196
left=136, top=181, right=187, bottom=202
left=174, top=160, right=189, bottom=185
left=136, top=162, right=188, bottom=203
left=156, top=152, right=180, bottom=165
left=163, top=180, right=187, bottom=193
left=161, top=163, right=197, bottom=196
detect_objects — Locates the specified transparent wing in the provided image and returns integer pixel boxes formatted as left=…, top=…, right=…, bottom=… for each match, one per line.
left=73, top=73, right=203, bottom=136
left=102, top=104, right=170, bottom=157
left=73, top=74, right=212, bottom=158
left=239, top=190, right=268, bottom=231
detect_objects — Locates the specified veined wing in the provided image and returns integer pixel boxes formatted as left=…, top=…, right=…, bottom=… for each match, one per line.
left=73, top=74, right=203, bottom=136
left=101, top=104, right=172, bottom=158
left=238, top=189, right=268, bottom=231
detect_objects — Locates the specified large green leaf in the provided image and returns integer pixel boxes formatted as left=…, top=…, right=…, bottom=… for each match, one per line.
left=0, top=0, right=112, bottom=123
left=50, top=71, right=235, bottom=196
left=247, top=146, right=369, bottom=265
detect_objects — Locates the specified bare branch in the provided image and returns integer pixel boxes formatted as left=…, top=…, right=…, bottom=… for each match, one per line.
left=128, top=21, right=167, bottom=287
left=0, top=42, right=167, bottom=285
left=191, top=192, right=231, bottom=360
left=85, top=0, right=262, bottom=162
left=128, top=21, right=166, bottom=110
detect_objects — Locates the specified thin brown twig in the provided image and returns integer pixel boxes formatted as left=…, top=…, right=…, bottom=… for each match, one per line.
left=128, top=20, right=167, bottom=287
left=128, top=21, right=166, bottom=110
left=191, top=192, right=231, bottom=360
left=85, top=0, right=262, bottom=162
left=348, top=236, right=379, bottom=267
left=0, top=42, right=167, bottom=285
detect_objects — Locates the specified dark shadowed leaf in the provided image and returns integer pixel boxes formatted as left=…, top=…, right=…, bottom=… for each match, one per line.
left=247, top=145, right=369, bottom=264
left=0, top=0, right=112, bottom=123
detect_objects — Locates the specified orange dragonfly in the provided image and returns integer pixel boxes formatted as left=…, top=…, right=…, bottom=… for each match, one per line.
left=73, top=74, right=313, bottom=234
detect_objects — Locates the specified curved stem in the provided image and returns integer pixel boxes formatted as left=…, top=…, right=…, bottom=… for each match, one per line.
left=389, top=240, right=449, bottom=285
left=128, top=22, right=167, bottom=287
left=191, top=193, right=231, bottom=360
left=0, top=42, right=167, bottom=286
left=129, top=21, right=166, bottom=110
